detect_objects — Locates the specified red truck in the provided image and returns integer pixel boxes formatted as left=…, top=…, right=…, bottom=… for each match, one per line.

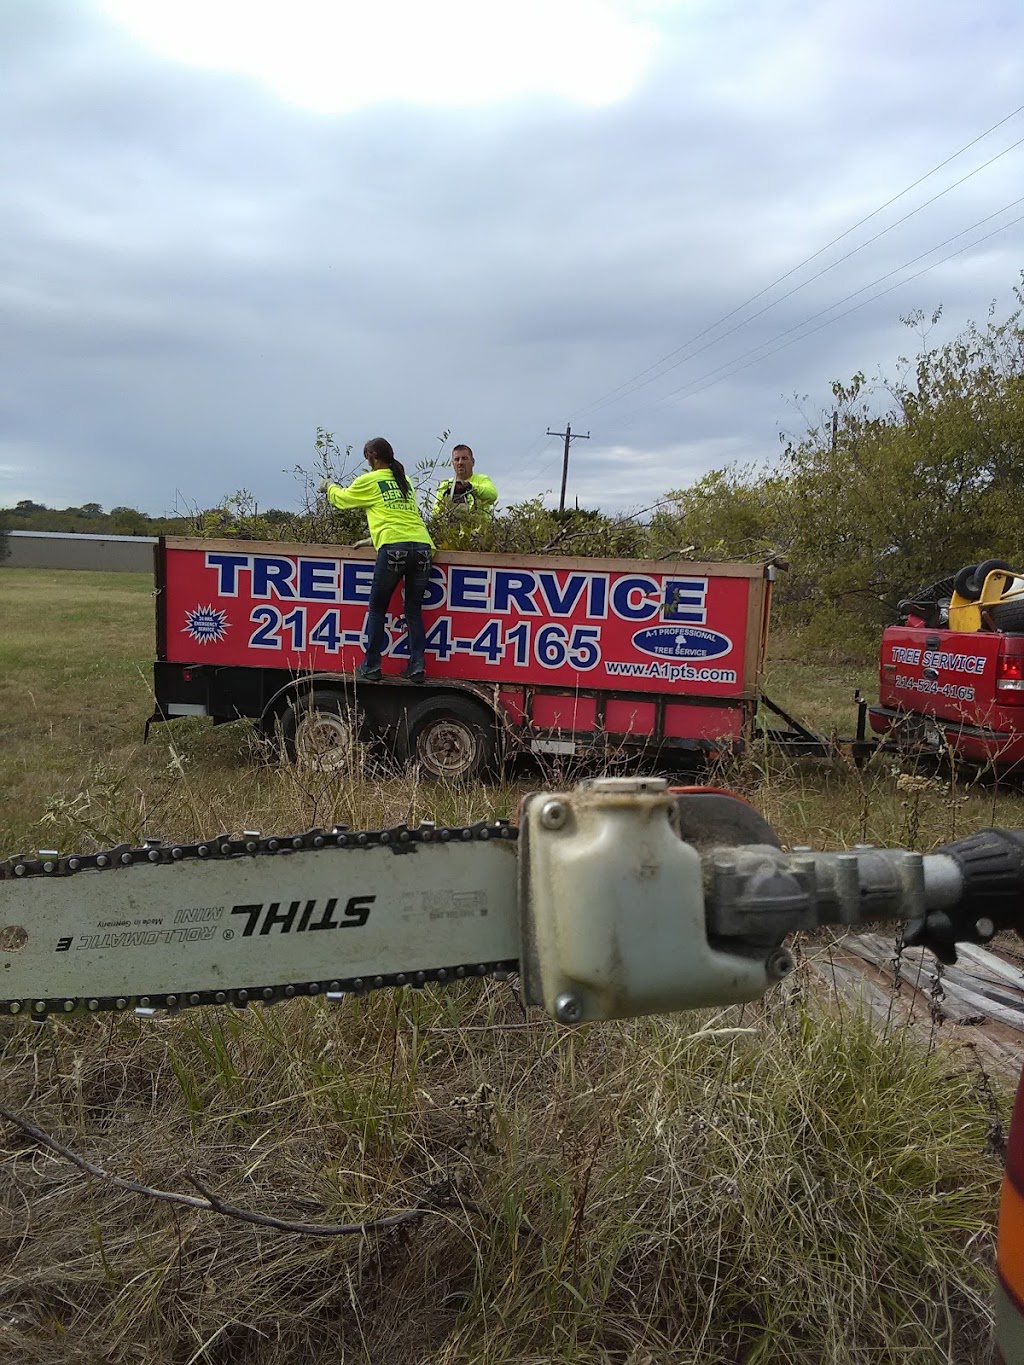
left=150, top=537, right=789, bottom=777
left=869, top=560, right=1024, bottom=771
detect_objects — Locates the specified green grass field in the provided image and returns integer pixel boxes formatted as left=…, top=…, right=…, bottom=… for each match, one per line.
left=0, top=566, right=1018, bottom=1363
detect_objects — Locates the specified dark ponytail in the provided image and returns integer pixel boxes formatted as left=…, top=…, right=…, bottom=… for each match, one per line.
left=364, top=436, right=411, bottom=501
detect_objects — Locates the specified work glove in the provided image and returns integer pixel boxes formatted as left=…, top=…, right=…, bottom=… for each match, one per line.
left=318, top=475, right=334, bottom=496
left=354, top=537, right=372, bottom=549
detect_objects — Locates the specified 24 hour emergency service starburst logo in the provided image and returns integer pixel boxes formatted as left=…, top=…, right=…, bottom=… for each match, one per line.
left=183, top=605, right=229, bottom=644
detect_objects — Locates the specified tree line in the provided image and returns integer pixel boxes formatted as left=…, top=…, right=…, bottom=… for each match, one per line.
left=0, top=501, right=290, bottom=538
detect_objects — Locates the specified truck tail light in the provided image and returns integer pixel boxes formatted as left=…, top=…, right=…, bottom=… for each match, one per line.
left=996, top=648, right=1024, bottom=700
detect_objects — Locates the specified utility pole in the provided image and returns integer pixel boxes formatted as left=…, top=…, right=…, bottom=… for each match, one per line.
left=546, top=423, right=590, bottom=514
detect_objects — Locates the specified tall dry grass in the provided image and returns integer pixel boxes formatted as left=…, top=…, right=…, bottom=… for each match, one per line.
left=0, top=967, right=1005, bottom=1364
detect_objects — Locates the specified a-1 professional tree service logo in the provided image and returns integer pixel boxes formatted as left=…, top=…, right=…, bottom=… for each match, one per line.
left=183, top=605, right=229, bottom=644
left=631, top=625, right=733, bottom=661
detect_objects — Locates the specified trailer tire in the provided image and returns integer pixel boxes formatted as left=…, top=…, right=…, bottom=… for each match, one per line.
left=400, top=695, right=496, bottom=782
left=280, top=689, right=368, bottom=773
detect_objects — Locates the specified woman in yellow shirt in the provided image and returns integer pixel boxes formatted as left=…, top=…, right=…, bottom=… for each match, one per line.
left=322, top=437, right=435, bottom=683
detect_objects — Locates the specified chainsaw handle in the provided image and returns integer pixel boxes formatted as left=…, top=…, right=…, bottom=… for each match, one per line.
left=902, top=828, right=1024, bottom=962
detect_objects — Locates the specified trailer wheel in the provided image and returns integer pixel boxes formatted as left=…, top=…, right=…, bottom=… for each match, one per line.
left=401, top=695, right=496, bottom=782
left=280, top=689, right=368, bottom=773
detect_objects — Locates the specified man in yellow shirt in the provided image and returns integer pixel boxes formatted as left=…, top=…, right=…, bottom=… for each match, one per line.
left=321, top=438, right=434, bottom=683
left=432, top=444, right=498, bottom=517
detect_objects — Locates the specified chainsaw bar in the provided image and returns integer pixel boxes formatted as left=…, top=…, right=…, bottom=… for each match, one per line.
left=0, top=821, right=520, bottom=1020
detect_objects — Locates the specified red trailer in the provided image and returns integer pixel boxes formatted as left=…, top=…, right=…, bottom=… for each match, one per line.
left=150, top=537, right=782, bottom=778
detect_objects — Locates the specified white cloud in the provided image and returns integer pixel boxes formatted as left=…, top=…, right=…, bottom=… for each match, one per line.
left=99, top=0, right=657, bottom=111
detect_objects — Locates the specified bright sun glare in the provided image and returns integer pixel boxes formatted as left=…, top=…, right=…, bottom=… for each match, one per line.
left=100, top=0, right=657, bottom=112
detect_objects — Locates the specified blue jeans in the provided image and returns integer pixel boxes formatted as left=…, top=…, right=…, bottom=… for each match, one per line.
left=364, top=542, right=433, bottom=671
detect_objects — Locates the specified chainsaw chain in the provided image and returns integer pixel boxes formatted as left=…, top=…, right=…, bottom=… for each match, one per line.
left=0, top=819, right=520, bottom=1021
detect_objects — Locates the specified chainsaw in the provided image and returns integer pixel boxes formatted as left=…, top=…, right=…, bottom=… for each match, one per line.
left=1, top=777, right=1022, bottom=1024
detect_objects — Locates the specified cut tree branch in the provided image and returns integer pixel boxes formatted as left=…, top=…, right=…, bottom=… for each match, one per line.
left=0, top=1102, right=457, bottom=1238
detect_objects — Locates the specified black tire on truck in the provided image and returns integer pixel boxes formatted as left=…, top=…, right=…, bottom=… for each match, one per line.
left=989, top=598, right=1024, bottom=633
left=279, top=688, right=368, bottom=773
left=400, top=694, right=497, bottom=782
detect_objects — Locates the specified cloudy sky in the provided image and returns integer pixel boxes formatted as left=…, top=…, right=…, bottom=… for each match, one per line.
left=3, top=0, right=1023, bottom=518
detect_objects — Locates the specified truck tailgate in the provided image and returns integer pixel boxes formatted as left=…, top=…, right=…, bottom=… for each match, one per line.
left=878, top=626, right=1003, bottom=728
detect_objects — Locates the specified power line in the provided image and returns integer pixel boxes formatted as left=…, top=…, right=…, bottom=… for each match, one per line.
left=622, top=194, right=1024, bottom=416
left=581, top=132, right=1024, bottom=416
left=514, top=428, right=564, bottom=489
left=612, top=204, right=1024, bottom=428
left=522, top=105, right=1024, bottom=489
left=668, top=203, right=1024, bottom=408
left=566, top=101, right=1024, bottom=420
left=572, top=104, right=1024, bottom=416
